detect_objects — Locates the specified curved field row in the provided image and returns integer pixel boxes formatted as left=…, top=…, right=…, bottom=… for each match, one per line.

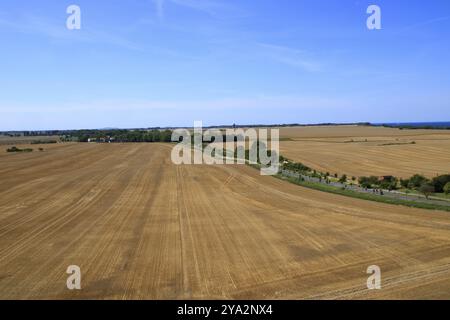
left=1, top=143, right=450, bottom=299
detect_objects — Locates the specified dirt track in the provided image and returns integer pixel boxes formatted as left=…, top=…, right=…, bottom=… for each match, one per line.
left=1, top=143, right=450, bottom=299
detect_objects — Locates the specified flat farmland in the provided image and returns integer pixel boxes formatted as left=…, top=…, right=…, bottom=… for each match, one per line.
left=1, top=143, right=450, bottom=299
left=279, top=126, right=450, bottom=178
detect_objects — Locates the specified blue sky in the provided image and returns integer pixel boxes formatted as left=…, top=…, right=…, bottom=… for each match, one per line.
left=0, top=0, right=449, bottom=130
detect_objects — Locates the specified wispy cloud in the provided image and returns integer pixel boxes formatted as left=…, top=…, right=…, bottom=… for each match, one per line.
left=396, top=15, right=450, bottom=34
left=152, top=0, right=237, bottom=19
left=0, top=13, right=140, bottom=51
left=256, top=43, right=322, bottom=72
left=170, top=0, right=230, bottom=15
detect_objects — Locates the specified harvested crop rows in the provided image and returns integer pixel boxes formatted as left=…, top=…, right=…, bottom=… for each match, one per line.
left=279, top=126, right=450, bottom=178
left=1, top=143, right=450, bottom=299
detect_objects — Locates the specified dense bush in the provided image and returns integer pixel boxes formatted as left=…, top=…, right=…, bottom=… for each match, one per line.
left=7, top=146, right=33, bottom=153
left=7, top=146, right=20, bottom=152
left=398, top=174, right=450, bottom=194
left=444, top=182, right=450, bottom=195
left=431, top=175, right=450, bottom=193
left=358, top=176, right=379, bottom=188
left=400, top=178, right=409, bottom=188
left=379, top=176, right=398, bottom=190
left=408, top=174, right=429, bottom=189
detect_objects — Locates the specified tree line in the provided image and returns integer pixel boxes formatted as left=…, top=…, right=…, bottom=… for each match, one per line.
left=358, top=174, right=450, bottom=198
left=73, top=129, right=173, bottom=143
left=280, top=156, right=450, bottom=198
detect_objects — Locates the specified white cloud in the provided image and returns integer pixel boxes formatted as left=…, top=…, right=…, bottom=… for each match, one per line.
left=256, top=43, right=322, bottom=72
left=152, top=0, right=236, bottom=19
left=0, top=14, right=140, bottom=51
left=397, top=15, right=450, bottom=34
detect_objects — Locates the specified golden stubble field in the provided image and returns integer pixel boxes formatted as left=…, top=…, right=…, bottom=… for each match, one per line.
left=1, top=142, right=450, bottom=299
left=279, top=125, right=450, bottom=178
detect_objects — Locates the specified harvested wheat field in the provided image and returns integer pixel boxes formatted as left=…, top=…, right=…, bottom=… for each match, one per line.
left=279, top=126, right=450, bottom=178
left=1, top=143, right=450, bottom=299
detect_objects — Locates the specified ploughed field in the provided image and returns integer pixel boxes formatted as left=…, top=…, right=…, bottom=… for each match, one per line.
left=1, top=143, right=450, bottom=299
left=279, top=126, right=450, bottom=178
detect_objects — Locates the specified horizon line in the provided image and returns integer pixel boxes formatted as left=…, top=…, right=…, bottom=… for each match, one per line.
left=2, top=121, right=450, bottom=133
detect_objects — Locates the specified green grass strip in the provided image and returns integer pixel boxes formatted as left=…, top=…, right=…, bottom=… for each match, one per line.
left=275, top=174, right=450, bottom=212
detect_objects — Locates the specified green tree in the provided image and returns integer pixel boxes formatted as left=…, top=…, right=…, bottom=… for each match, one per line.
left=339, top=174, right=347, bottom=184
left=444, top=182, right=450, bottom=195
left=358, top=176, right=379, bottom=188
left=431, top=175, right=450, bottom=193
left=144, top=132, right=154, bottom=142
left=152, top=130, right=161, bottom=142
left=419, top=183, right=435, bottom=200
left=161, top=129, right=173, bottom=142
left=408, top=174, right=428, bottom=189
left=400, top=178, right=410, bottom=189
left=380, top=177, right=398, bottom=191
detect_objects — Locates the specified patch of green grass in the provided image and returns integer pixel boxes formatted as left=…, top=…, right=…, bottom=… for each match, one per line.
left=434, top=193, right=450, bottom=200
left=398, top=188, right=450, bottom=201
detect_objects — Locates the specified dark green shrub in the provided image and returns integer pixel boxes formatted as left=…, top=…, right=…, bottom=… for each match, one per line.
left=6, top=146, right=33, bottom=153
left=358, top=176, right=379, bottom=188
left=408, top=174, right=429, bottom=189
left=444, top=182, right=450, bottom=195
left=431, top=174, right=450, bottom=193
